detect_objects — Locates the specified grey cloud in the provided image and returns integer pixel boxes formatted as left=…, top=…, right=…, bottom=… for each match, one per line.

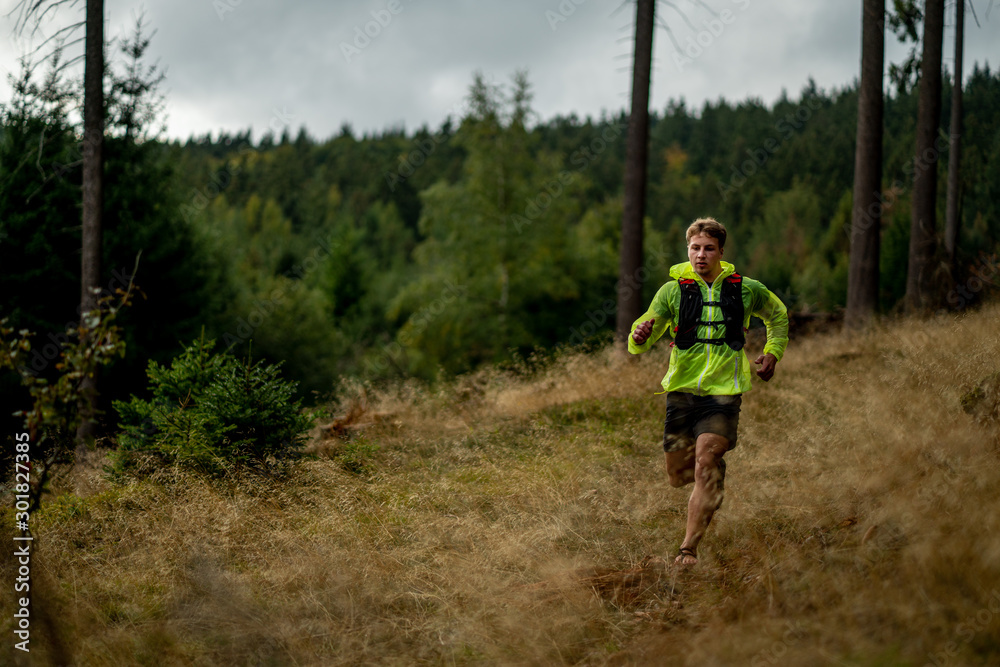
left=1, top=0, right=996, bottom=141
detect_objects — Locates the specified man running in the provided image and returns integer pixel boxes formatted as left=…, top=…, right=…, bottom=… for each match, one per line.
left=629, top=218, right=788, bottom=566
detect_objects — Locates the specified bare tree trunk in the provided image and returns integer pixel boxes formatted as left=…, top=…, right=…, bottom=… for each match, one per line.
left=944, top=0, right=964, bottom=278
left=616, top=0, right=655, bottom=343
left=75, top=0, right=104, bottom=461
left=845, top=0, right=885, bottom=331
left=904, top=0, right=944, bottom=313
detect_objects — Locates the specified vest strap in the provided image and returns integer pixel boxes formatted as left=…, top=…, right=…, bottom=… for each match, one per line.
left=674, top=274, right=746, bottom=351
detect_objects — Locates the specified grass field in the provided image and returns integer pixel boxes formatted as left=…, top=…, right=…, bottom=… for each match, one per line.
left=3, top=303, right=999, bottom=666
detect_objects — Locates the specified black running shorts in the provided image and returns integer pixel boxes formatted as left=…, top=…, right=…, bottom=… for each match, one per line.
left=662, top=391, right=742, bottom=453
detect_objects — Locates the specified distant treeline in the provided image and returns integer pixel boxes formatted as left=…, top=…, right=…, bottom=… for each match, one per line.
left=2, top=67, right=999, bottom=410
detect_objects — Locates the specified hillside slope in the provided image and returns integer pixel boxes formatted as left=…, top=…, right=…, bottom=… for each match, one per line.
left=4, top=303, right=999, bottom=666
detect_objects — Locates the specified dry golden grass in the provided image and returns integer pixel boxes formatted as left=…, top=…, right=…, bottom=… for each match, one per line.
left=3, top=302, right=1000, bottom=666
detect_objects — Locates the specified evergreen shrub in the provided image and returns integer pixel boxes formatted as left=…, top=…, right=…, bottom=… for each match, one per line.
left=110, top=337, right=313, bottom=476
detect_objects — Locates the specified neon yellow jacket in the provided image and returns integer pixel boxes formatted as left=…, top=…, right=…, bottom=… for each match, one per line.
left=628, top=261, right=789, bottom=395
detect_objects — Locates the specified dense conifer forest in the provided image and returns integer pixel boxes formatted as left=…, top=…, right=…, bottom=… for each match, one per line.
left=3, top=64, right=999, bottom=408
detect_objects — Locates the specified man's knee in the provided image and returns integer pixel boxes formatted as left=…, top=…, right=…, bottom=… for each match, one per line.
left=664, top=448, right=694, bottom=487
left=695, top=452, right=722, bottom=477
left=667, top=471, right=689, bottom=488
left=693, top=436, right=728, bottom=487
left=666, top=458, right=694, bottom=488
left=695, top=434, right=729, bottom=462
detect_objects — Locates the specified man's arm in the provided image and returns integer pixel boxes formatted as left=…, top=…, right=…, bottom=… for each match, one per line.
left=749, top=283, right=789, bottom=381
left=628, top=284, right=675, bottom=354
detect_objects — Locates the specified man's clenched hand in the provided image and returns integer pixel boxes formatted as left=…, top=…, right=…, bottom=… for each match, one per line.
left=754, top=353, right=777, bottom=381
left=632, top=319, right=655, bottom=345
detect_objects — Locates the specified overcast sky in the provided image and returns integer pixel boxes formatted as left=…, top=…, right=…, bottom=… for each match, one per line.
left=1, top=0, right=997, bottom=142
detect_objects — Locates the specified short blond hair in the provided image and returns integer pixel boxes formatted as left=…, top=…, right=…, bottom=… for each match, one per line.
left=686, top=217, right=727, bottom=249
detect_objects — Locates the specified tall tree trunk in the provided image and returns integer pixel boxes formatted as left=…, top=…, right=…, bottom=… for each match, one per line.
left=75, top=0, right=104, bottom=461
left=616, top=0, right=655, bottom=343
left=944, top=0, right=964, bottom=277
left=845, top=0, right=886, bottom=331
left=904, top=0, right=944, bottom=313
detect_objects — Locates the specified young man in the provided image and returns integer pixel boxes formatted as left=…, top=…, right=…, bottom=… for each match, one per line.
left=629, top=218, right=788, bottom=566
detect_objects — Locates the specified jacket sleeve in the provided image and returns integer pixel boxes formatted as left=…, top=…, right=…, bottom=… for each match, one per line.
left=749, top=283, right=789, bottom=362
left=628, top=283, right=675, bottom=355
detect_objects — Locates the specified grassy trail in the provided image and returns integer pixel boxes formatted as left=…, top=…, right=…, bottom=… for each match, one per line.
left=4, top=303, right=1000, bottom=665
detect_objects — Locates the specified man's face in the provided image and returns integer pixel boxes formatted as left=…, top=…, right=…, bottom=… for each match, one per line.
left=687, top=233, right=724, bottom=281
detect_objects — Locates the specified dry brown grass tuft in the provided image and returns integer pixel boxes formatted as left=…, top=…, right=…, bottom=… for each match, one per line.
left=3, top=303, right=1000, bottom=665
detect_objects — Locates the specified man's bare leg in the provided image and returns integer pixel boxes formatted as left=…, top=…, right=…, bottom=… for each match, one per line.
left=672, top=433, right=729, bottom=565
left=665, top=443, right=696, bottom=488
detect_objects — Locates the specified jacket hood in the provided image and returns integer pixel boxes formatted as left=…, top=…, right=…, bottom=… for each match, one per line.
left=668, top=261, right=736, bottom=282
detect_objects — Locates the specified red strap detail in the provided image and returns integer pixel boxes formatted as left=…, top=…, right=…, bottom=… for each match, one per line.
left=679, top=278, right=696, bottom=284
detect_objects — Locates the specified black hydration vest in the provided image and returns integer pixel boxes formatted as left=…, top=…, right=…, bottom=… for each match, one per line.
left=674, top=274, right=745, bottom=351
